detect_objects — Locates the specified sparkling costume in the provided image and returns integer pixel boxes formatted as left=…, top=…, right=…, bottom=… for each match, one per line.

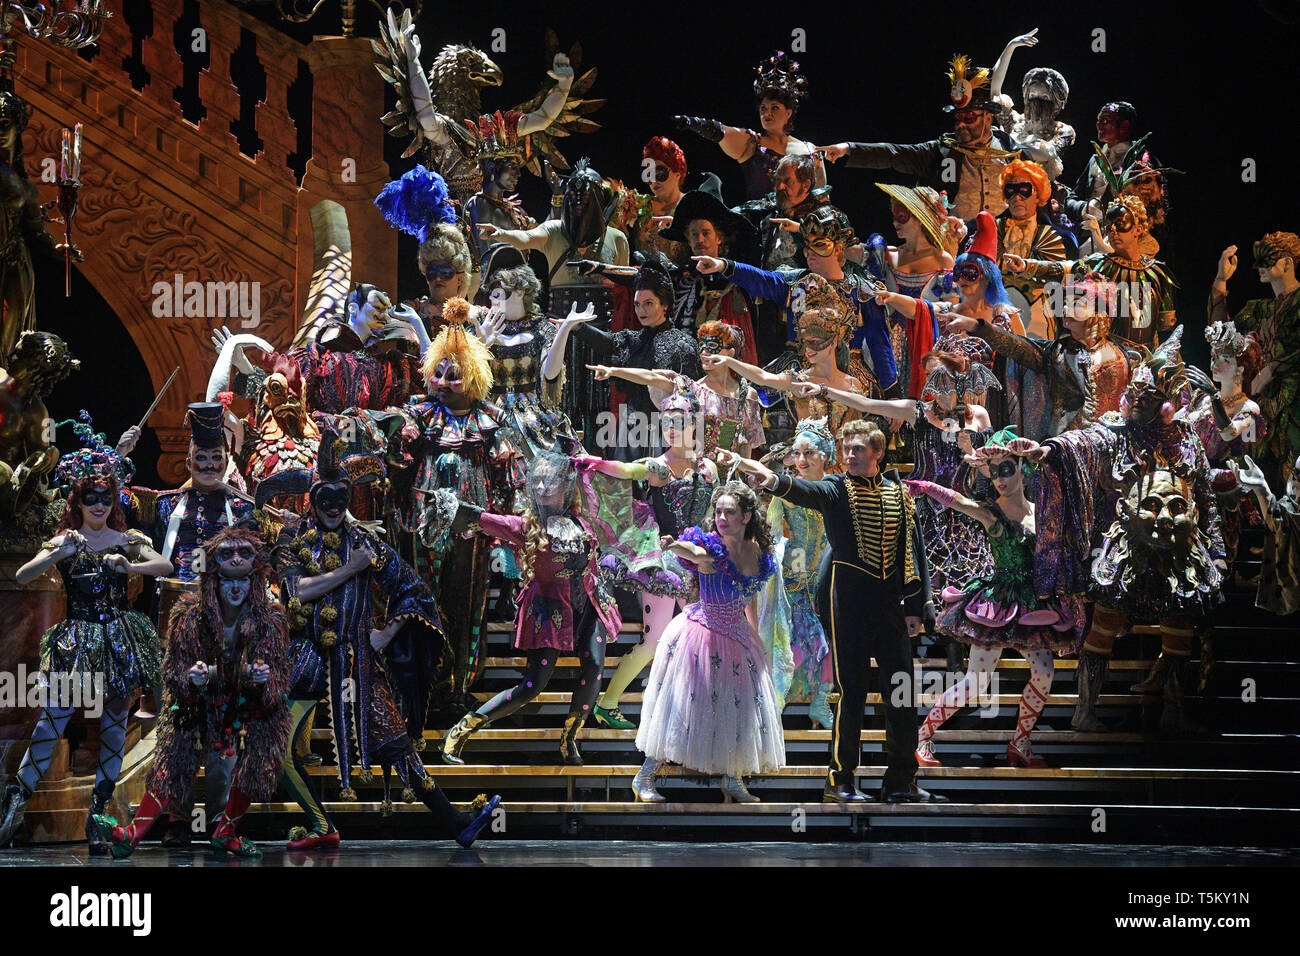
left=636, top=528, right=784, bottom=776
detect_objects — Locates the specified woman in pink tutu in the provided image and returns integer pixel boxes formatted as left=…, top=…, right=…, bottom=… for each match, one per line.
left=904, top=429, right=1085, bottom=768
left=632, top=481, right=785, bottom=803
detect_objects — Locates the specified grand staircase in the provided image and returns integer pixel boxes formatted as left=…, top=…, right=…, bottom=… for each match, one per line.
left=243, top=526, right=1299, bottom=846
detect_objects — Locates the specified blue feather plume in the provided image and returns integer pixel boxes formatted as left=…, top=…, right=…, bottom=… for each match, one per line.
left=374, top=165, right=457, bottom=243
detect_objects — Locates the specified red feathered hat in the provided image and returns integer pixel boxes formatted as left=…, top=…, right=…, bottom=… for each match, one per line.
left=968, top=210, right=998, bottom=261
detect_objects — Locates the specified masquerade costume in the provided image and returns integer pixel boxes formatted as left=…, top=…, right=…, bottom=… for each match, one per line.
left=383, top=305, right=525, bottom=716
left=769, top=465, right=932, bottom=801
left=908, top=432, right=1085, bottom=768
left=634, top=527, right=784, bottom=798
left=480, top=265, right=582, bottom=461
left=648, top=371, right=765, bottom=464
left=1033, top=334, right=1225, bottom=733
left=840, top=56, right=1023, bottom=221
left=965, top=288, right=1135, bottom=441
left=720, top=256, right=901, bottom=396
left=762, top=418, right=835, bottom=727
left=570, top=267, right=701, bottom=459
left=146, top=403, right=255, bottom=584
left=909, top=365, right=997, bottom=600
left=262, top=436, right=493, bottom=847
left=659, top=173, right=761, bottom=366
left=91, top=528, right=291, bottom=859
left=0, top=423, right=162, bottom=853
left=674, top=51, right=816, bottom=202
left=464, top=110, right=537, bottom=259
left=1011, top=197, right=1177, bottom=350
left=991, top=160, right=1079, bottom=338
left=864, top=184, right=956, bottom=398
left=443, top=452, right=624, bottom=766
left=1210, top=232, right=1300, bottom=483
left=1176, top=322, right=1263, bottom=567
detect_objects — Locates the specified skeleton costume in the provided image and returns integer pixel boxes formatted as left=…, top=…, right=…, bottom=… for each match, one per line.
left=1034, top=332, right=1224, bottom=734
left=90, top=527, right=290, bottom=859
left=0, top=423, right=162, bottom=853
left=442, top=452, right=624, bottom=767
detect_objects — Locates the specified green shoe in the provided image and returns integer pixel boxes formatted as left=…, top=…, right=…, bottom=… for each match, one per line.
left=592, top=702, right=635, bottom=730
left=90, top=814, right=134, bottom=860
left=210, top=835, right=262, bottom=859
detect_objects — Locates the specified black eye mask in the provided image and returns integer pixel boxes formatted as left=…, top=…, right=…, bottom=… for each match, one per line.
left=81, top=490, right=115, bottom=507
left=311, top=486, right=350, bottom=513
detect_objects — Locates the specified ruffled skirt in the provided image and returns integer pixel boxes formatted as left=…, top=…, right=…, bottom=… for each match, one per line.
left=635, top=606, right=786, bottom=776
left=39, top=611, right=162, bottom=700
left=937, top=583, right=1085, bottom=652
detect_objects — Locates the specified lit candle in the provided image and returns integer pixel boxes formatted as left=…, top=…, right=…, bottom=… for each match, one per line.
left=71, top=124, right=82, bottom=181
left=59, top=129, right=69, bottom=181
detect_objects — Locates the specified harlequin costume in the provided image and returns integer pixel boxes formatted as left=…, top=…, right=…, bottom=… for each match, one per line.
left=259, top=433, right=498, bottom=849
left=90, top=527, right=291, bottom=859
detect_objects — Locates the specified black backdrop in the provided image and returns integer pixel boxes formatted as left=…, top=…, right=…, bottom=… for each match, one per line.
left=40, top=0, right=1298, bottom=487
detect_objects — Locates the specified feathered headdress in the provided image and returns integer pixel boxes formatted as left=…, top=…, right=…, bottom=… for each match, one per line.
left=421, top=297, right=494, bottom=401
left=945, top=54, right=991, bottom=111
left=374, top=165, right=458, bottom=244
left=470, top=110, right=525, bottom=162
left=253, top=421, right=386, bottom=509
left=53, top=411, right=133, bottom=489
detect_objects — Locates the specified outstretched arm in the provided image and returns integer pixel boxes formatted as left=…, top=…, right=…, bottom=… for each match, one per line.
left=477, top=221, right=552, bottom=252
left=991, top=28, right=1040, bottom=102
left=517, top=55, right=575, bottom=136
left=702, top=353, right=792, bottom=391
left=903, top=480, right=995, bottom=529
left=791, top=380, right=917, bottom=422
left=587, top=363, right=676, bottom=393
left=542, top=303, right=599, bottom=382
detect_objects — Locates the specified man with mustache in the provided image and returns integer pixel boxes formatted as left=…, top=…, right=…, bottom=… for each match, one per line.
left=91, top=526, right=291, bottom=858
left=117, top=402, right=255, bottom=845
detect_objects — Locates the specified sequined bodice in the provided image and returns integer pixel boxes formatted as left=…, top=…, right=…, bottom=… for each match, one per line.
left=58, top=548, right=130, bottom=623
left=780, top=505, right=827, bottom=592
left=987, top=507, right=1035, bottom=577
left=687, top=550, right=775, bottom=634
left=915, top=401, right=986, bottom=487
left=650, top=473, right=716, bottom=538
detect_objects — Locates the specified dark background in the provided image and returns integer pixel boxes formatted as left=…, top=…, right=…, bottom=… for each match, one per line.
left=38, top=0, right=1298, bottom=488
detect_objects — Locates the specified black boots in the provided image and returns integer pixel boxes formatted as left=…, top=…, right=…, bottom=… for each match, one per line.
left=86, top=780, right=115, bottom=856
left=0, top=782, right=30, bottom=847
left=1160, top=655, right=1208, bottom=737
left=1071, top=650, right=1110, bottom=731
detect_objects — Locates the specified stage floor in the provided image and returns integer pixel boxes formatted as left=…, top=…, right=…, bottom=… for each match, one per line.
left=3, top=840, right=1297, bottom=867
